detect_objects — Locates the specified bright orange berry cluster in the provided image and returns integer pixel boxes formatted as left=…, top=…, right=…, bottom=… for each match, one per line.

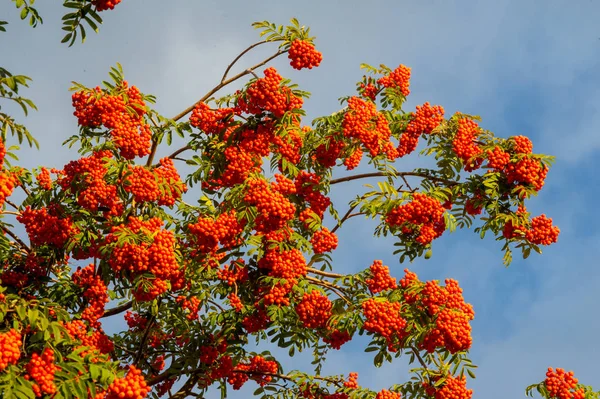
left=311, top=227, right=338, bottom=254
left=362, top=298, right=406, bottom=346
left=486, top=146, right=511, bottom=170
left=512, top=135, right=533, bottom=154
left=378, top=64, right=411, bottom=97
left=452, top=117, right=483, bottom=171
left=189, top=102, right=236, bottom=134
left=397, top=102, right=445, bottom=157
left=545, top=368, right=585, bottom=399
left=288, top=40, right=323, bottom=70
left=295, top=290, right=332, bottom=329
left=245, top=177, right=296, bottom=235
left=25, top=348, right=59, bottom=397
left=0, top=168, right=17, bottom=209
left=124, top=157, right=186, bottom=206
left=72, top=264, right=109, bottom=329
left=344, top=146, right=364, bottom=170
left=17, top=206, right=78, bottom=247
left=62, top=320, right=114, bottom=358
left=344, top=372, right=359, bottom=389
left=93, top=0, right=122, bottom=12
left=525, top=214, right=560, bottom=245
left=35, top=167, right=52, bottom=190
left=0, top=329, right=21, bottom=371
left=428, top=375, right=473, bottom=399
left=228, top=356, right=278, bottom=390
left=105, top=365, right=151, bottom=399
left=217, top=259, right=249, bottom=286
left=323, top=329, right=352, bottom=350
left=176, top=295, right=202, bottom=320
left=239, top=67, right=303, bottom=118
left=258, top=247, right=307, bottom=280
left=295, top=172, right=331, bottom=222
left=314, top=137, right=345, bottom=168
left=58, top=150, right=122, bottom=216
left=505, top=157, right=548, bottom=192
left=72, top=83, right=151, bottom=159
left=366, top=260, right=397, bottom=294
left=376, top=389, right=401, bottom=399
left=386, top=193, right=446, bottom=245
left=188, top=210, right=244, bottom=255
left=342, top=96, right=394, bottom=158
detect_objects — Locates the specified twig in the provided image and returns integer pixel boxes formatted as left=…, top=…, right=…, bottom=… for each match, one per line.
left=102, top=301, right=133, bottom=318
left=307, top=267, right=344, bottom=279
left=221, top=40, right=268, bottom=83
left=4, top=199, right=19, bottom=210
left=134, top=315, right=157, bottom=366
left=0, top=224, right=30, bottom=253
left=306, top=276, right=352, bottom=306
left=329, top=171, right=458, bottom=187
left=410, top=346, right=429, bottom=371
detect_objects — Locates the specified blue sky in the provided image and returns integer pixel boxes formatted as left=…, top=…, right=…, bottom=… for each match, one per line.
left=2, top=0, right=600, bottom=398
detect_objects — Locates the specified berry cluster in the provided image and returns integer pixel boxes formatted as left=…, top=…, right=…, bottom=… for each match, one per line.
left=314, top=136, right=345, bottom=168
left=244, top=177, right=296, bottom=235
left=295, top=290, right=332, bottom=329
left=310, top=227, right=338, bottom=254
left=58, top=150, right=122, bottom=216
left=323, top=329, right=352, bottom=350
left=176, top=295, right=202, bottom=321
left=124, top=158, right=186, bottom=206
left=400, top=270, right=474, bottom=354
left=72, top=264, right=109, bottom=328
left=485, top=146, right=510, bottom=171
left=62, top=320, right=114, bottom=358
left=239, top=67, right=303, bottom=118
left=0, top=168, right=17, bottom=209
left=295, top=172, right=331, bottom=223
left=25, top=348, right=59, bottom=397
left=426, top=375, right=473, bottom=399
left=512, top=135, right=533, bottom=154
left=258, top=247, right=307, bottom=280
left=344, top=372, right=359, bottom=389
left=397, top=102, right=445, bottom=157
left=17, top=206, right=78, bottom=248
left=342, top=96, right=395, bottom=158
left=359, top=83, right=378, bottom=101
left=503, top=210, right=560, bottom=246
left=452, top=117, right=483, bottom=171
left=72, top=83, right=151, bottom=159
left=344, top=146, right=364, bottom=170
left=365, top=260, right=397, bottom=294
left=545, top=368, right=585, bottom=399
left=385, top=193, right=446, bottom=245
left=190, top=102, right=236, bottom=134
left=93, top=0, right=122, bottom=12
left=288, top=40, right=323, bottom=70
left=188, top=210, right=245, bottom=256
left=362, top=298, right=406, bottom=347
left=228, top=356, right=278, bottom=390
left=105, top=365, right=151, bottom=399
left=505, top=157, right=548, bottom=193
left=0, top=329, right=21, bottom=371
left=376, top=390, right=401, bottom=399
left=35, top=167, right=52, bottom=190
left=378, top=64, right=411, bottom=97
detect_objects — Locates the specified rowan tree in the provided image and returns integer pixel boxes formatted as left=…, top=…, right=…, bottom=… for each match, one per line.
left=0, top=1, right=595, bottom=399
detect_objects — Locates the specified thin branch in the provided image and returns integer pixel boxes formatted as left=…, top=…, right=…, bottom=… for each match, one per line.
left=170, top=50, right=286, bottom=124
left=134, top=315, right=157, bottom=366
left=167, top=144, right=192, bottom=161
left=5, top=199, right=19, bottom=210
left=221, top=40, right=268, bottom=83
left=0, top=224, right=30, bottom=253
left=307, top=267, right=344, bottom=279
left=329, top=171, right=459, bottom=187
left=410, top=346, right=430, bottom=371
left=102, top=301, right=133, bottom=318
left=306, top=276, right=352, bottom=306
left=234, top=369, right=343, bottom=388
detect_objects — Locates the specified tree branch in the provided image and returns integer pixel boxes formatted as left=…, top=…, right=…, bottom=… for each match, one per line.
left=221, top=40, right=268, bottom=83
left=101, top=301, right=133, bottom=318
left=0, top=224, right=30, bottom=253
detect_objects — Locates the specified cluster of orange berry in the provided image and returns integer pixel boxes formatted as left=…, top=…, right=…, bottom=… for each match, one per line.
left=238, top=67, right=303, bottom=118
left=323, top=329, right=352, bottom=350
left=93, top=0, right=122, bottom=12
left=378, top=64, right=411, bottom=97
left=258, top=247, right=307, bottom=280
left=376, top=389, right=401, bottom=399
left=545, top=368, right=585, bottom=399
left=72, top=83, right=151, bottom=159
left=228, top=355, right=278, bottom=390
left=17, top=206, right=78, bottom=248
left=343, top=372, right=359, bottom=389
left=104, top=365, right=151, bottom=399
left=452, top=117, right=483, bottom=172
left=58, top=150, right=122, bottom=216
left=189, top=102, right=236, bottom=134
left=424, top=375, right=472, bottom=399
left=295, top=290, right=333, bottom=329
left=365, top=260, right=397, bottom=294
left=314, top=136, right=345, bottom=168
left=0, top=139, right=18, bottom=208
left=362, top=298, right=406, bottom=348
left=503, top=208, right=560, bottom=246
left=0, top=329, right=22, bottom=371
left=72, top=264, right=109, bottom=328
left=123, top=157, right=186, bottom=206
left=400, top=270, right=474, bottom=354
left=296, top=172, right=331, bottom=224
left=175, top=295, right=202, bottom=320
left=62, top=320, right=114, bottom=359
left=310, top=227, right=338, bottom=254
left=188, top=210, right=245, bottom=256
left=397, top=102, right=445, bottom=157
left=288, top=39, right=323, bottom=70
left=386, top=193, right=446, bottom=245
left=342, top=96, right=395, bottom=158
left=244, top=177, right=297, bottom=235
left=25, top=348, right=59, bottom=397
